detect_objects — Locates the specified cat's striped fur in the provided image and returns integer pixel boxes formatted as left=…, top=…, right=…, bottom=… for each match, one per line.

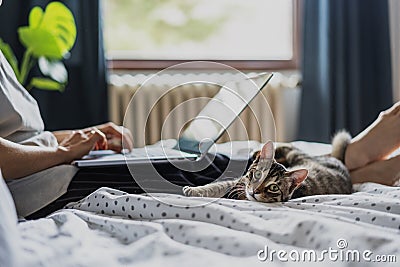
left=183, top=131, right=353, bottom=203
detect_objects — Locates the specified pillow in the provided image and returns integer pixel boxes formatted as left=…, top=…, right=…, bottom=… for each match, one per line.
left=0, top=169, right=20, bottom=267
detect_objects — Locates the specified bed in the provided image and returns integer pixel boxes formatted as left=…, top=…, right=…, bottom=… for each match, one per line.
left=2, top=141, right=400, bottom=267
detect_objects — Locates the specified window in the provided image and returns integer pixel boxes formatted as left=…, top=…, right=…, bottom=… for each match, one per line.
left=103, top=0, right=300, bottom=70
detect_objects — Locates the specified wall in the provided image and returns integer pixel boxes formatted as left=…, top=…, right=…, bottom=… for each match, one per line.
left=390, top=0, right=400, bottom=102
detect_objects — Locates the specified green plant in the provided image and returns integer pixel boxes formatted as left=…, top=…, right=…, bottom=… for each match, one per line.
left=0, top=2, right=77, bottom=91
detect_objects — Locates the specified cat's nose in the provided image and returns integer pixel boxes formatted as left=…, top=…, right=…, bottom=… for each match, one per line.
left=248, top=188, right=257, bottom=199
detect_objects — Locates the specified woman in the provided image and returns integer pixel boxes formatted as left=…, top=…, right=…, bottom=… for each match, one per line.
left=0, top=42, right=137, bottom=215
left=1, top=0, right=399, bottom=218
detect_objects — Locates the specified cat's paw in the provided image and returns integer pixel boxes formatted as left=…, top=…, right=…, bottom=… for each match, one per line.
left=183, top=186, right=201, bottom=197
left=274, top=144, right=295, bottom=165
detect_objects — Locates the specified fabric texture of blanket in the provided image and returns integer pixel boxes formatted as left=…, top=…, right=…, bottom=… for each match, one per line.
left=16, top=184, right=400, bottom=267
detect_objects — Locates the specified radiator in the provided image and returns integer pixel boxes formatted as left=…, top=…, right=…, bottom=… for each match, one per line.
left=108, top=72, right=301, bottom=147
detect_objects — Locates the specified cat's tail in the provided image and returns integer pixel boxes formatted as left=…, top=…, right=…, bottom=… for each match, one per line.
left=331, top=130, right=352, bottom=162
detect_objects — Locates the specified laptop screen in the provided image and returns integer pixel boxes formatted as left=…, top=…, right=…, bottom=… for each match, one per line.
left=176, top=73, right=273, bottom=154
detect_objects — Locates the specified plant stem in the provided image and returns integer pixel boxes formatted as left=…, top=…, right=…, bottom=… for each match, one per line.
left=26, top=81, right=33, bottom=91
left=19, top=49, right=34, bottom=86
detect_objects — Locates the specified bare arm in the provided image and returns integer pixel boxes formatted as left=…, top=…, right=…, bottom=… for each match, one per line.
left=0, top=137, right=65, bottom=180
left=0, top=129, right=105, bottom=180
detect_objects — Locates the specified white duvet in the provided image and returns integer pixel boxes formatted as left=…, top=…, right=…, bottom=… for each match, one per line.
left=17, top=183, right=400, bottom=267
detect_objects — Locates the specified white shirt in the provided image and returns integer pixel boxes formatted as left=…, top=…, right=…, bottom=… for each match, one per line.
left=0, top=50, right=77, bottom=216
left=0, top=50, right=58, bottom=147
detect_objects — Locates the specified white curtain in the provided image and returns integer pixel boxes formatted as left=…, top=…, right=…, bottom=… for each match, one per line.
left=390, top=0, right=400, bottom=102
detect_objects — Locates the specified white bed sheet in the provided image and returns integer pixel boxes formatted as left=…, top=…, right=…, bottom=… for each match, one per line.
left=17, top=184, right=400, bottom=267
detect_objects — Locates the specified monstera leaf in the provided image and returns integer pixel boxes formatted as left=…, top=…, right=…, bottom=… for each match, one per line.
left=28, top=77, right=65, bottom=92
left=18, top=2, right=76, bottom=60
left=0, top=38, right=19, bottom=77
left=0, top=2, right=76, bottom=91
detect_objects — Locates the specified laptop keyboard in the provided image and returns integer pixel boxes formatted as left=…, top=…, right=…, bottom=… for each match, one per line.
left=125, top=147, right=195, bottom=159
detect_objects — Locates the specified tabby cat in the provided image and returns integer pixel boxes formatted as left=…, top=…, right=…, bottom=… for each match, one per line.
left=183, top=131, right=353, bottom=202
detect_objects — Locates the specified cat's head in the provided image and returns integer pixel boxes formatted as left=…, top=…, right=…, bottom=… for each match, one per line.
left=244, top=141, right=308, bottom=203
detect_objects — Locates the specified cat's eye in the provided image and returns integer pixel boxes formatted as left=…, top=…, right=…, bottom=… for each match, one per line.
left=254, top=170, right=262, bottom=180
left=267, top=184, right=279, bottom=192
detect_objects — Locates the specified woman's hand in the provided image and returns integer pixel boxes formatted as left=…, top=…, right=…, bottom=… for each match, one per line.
left=86, top=122, right=134, bottom=152
left=58, top=128, right=107, bottom=163
left=53, top=122, right=134, bottom=153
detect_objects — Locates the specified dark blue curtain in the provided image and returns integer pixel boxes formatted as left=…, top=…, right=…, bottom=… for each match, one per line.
left=0, top=0, right=108, bottom=130
left=299, top=0, right=393, bottom=142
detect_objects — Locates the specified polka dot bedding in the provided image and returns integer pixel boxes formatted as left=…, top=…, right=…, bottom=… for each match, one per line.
left=17, top=183, right=400, bottom=267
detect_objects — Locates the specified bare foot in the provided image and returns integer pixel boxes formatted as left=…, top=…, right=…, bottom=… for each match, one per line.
left=345, top=102, right=400, bottom=171
left=350, top=155, right=400, bottom=185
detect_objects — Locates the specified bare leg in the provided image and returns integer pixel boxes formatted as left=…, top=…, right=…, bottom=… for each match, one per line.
left=350, top=155, right=400, bottom=185
left=345, top=102, right=400, bottom=171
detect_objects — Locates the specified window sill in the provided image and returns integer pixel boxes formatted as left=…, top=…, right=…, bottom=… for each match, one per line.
left=107, top=59, right=299, bottom=71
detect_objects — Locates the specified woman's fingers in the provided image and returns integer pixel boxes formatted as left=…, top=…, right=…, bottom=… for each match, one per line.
left=59, top=130, right=106, bottom=163
left=122, top=127, right=134, bottom=151
left=83, top=122, right=134, bottom=152
left=107, top=129, right=134, bottom=152
left=86, top=128, right=108, bottom=150
left=59, top=130, right=88, bottom=146
left=71, top=130, right=89, bottom=143
left=101, top=124, right=134, bottom=152
left=107, top=139, right=122, bottom=152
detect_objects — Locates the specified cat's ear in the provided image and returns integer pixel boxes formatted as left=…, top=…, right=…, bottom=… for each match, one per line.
left=288, top=169, right=308, bottom=187
left=260, top=141, right=274, bottom=161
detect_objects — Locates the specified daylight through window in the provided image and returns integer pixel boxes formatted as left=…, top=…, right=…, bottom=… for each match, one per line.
left=103, top=0, right=296, bottom=65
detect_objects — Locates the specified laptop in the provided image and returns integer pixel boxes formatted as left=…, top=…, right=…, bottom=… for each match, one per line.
left=73, top=73, right=274, bottom=167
